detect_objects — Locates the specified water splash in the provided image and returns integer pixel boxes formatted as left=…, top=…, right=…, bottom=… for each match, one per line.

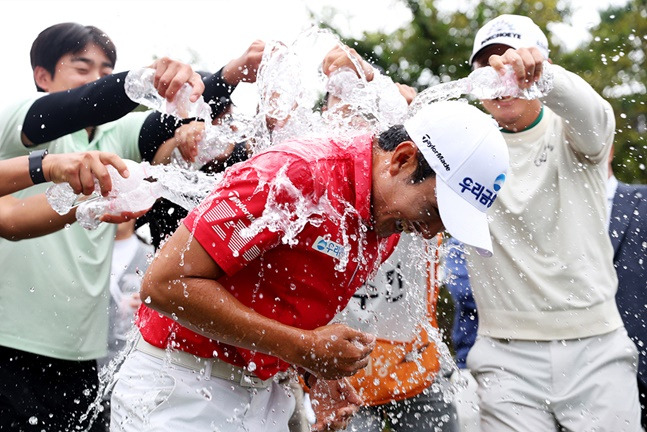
left=409, top=61, right=555, bottom=117
left=45, top=160, right=218, bottom=230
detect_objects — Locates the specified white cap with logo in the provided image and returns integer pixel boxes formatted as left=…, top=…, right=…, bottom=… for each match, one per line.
left=469, top=14, right=549, bottom=65
left=404, top=101, right=509, bottom=256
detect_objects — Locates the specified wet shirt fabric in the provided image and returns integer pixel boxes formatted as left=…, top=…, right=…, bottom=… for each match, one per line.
left=137, top=134, right=398, bottom=380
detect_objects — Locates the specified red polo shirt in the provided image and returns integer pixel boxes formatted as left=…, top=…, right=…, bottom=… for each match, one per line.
left=137, top=134, right=398, bottom=380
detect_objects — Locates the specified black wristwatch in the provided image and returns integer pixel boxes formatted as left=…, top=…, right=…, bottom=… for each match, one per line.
left=28, top=149, right=48, bottom=184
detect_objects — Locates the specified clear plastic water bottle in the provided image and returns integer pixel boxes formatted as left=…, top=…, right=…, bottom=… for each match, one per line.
left=46, top=160, right=162, bottom=229
left=466, top=61, right=554, bottom=100
left=124, top=68, right=212, bottom=120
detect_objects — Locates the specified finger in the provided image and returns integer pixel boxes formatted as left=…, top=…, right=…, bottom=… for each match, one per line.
left=353, top=355, right=370, bottom=371
left=517, top=50, right=537, bottom=88
left=187, top=72, right=205, bottom=102
left=91, top=161, right=113, bottom=197
left=352, top=331, right=376, bottom=347
left=487, top=54, right=506, bottom=75
left=152, top=58, right=170, bottom=97
left=79, top=163, right=95, bottom=196
left=99, top=152, right=129, bottom=179
left=158, top=63, right=183, bottom=101
left=67, top=172, right=83, bottom=195
left=530, top=48, right=545, bottom=83
left=163, top=65, right=192, bottom=102
left=99, top=208, right=150, bottom=224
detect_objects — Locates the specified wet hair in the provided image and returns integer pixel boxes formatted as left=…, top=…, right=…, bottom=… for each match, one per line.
left=377, top=124, right=435, bottom=183
left=30, top=22, right=117, bottom=92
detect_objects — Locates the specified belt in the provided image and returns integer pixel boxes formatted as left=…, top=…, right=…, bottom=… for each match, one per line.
left=135, top=336, right=273, bottom=389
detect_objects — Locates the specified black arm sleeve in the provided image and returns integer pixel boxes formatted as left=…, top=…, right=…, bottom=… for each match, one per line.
left=22, top=71, right=138, bottom=146
left=137, top=112, right=183, bottom=162
left=201, top=68, right=237, bottom=120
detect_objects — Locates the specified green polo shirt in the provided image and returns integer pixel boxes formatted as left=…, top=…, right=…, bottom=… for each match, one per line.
left=0, top=95, right=148, bottom=360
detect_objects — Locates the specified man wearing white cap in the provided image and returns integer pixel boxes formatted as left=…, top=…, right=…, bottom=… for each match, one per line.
left=110, top=100, right=508, bottom=431
left=465, top=14, right=641, bottom=431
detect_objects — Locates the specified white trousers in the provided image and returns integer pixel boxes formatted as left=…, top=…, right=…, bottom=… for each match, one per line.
left=451, top=369, right=480, bottom=432
left=467, top=328, right=641, bottom=432
left=110, top=350, right=295, bottom=432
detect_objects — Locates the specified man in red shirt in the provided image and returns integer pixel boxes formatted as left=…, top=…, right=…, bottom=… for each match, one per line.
left=110, top=101, right=508, bottom=432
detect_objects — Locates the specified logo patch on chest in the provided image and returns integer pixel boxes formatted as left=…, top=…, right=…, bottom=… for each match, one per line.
left=312, top=236, right=347, bottom=261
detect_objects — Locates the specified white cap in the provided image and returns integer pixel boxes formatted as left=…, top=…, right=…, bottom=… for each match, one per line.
left=469, top=14, right=549, bottom=65
left=404, top=101, right=509, bottom=256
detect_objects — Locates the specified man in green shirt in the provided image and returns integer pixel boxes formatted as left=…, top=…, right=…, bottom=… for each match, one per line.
left=0, top=22, right=204, bottom=432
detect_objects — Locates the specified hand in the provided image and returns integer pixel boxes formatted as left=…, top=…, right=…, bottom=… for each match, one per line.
left=127, top=292, right=142, bottom=310
left=43, top=151, right=129, bottom=197
left=100, top=208, right=150, bottom=224
left=222, top=40, right=266, bottom=85
left=294, top=323, right=375, bottom=380
left=311, top=378, right=362, bottom=431
left=488, top=47, right=546, bottom=90
left=174, top=121, right=205, bottom=163
left=322, top=45, right=374, bottom=81
left=396, top=83, right=417, bottom=105
left=148, top=57, right=205, bottom=103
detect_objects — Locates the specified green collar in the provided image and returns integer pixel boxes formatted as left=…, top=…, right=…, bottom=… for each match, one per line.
left=501, top=106, right=544, bottom=134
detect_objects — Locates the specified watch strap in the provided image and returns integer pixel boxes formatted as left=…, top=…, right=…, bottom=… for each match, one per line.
left=28, top=149, right=48, bottom=184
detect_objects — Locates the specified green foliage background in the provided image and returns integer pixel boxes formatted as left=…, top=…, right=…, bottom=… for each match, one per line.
left=316, top=0, right=647, bottom=184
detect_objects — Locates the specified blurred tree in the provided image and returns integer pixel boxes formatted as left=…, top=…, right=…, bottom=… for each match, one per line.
left=316, top=0, right=646, bottom=183
left=564, top=0, right=647, bottom=183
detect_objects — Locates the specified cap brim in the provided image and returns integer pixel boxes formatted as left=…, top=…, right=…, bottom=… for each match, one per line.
left=469, top=41, right=515, bottom=65
left=436, top=179, right=493, bottom=257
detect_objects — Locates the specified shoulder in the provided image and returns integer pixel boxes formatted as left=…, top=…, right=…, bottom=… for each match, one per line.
left=617, top=181, right=647, bottom=198
left=0, top=93, right=46, bottom=159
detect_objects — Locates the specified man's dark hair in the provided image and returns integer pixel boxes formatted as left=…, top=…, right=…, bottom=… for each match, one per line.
left=377, top=124, right=435, bottom=183
left=30, top=22, right=117, bottom=92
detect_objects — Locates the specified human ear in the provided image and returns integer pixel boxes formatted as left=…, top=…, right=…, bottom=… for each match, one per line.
left=33, top=66, right=53, bottom=92
left=388, top=141, right=417, bottom=176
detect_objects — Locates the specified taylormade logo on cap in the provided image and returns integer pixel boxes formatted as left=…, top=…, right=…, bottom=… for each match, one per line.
left=404, top=101, right=509, bottom=256
left=421, top=134, right=450, bottom=171
left=470, top=14, right=549, bottom=65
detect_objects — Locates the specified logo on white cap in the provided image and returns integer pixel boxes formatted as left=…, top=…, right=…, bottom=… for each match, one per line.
left=404, top=101, right=509, bottom=256
left=470, top=14, right=549, bottom=65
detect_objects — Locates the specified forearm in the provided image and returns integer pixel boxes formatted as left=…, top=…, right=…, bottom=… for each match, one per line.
left=22, top=72, right=138, bottom=146
left=141, top=225, right=307, bottom=363
left=0, top=194, right=77, bottom=240
left=0, top=156, right=34, bottom=197
left=542, top=65, right=615, bottom=160
left=202, top=68, right=236, bottom=119
left=150, top=136, right=178, bottom=165
left=146, top=275, right=306, bottom=361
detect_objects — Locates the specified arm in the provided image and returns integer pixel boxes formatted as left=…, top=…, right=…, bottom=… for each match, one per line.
left=0, top=151, right=129, bottom=198
left=141, top=224, right=375, bottom=380
left=22, top=72, right=136, bottom=146
left=488, top=48, right=614, bottom=162
left=0, top=194, right=76, bottom=240
left=0, top=151, right=145, bottom=240
left=542, top=64, right=614, bottom=161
